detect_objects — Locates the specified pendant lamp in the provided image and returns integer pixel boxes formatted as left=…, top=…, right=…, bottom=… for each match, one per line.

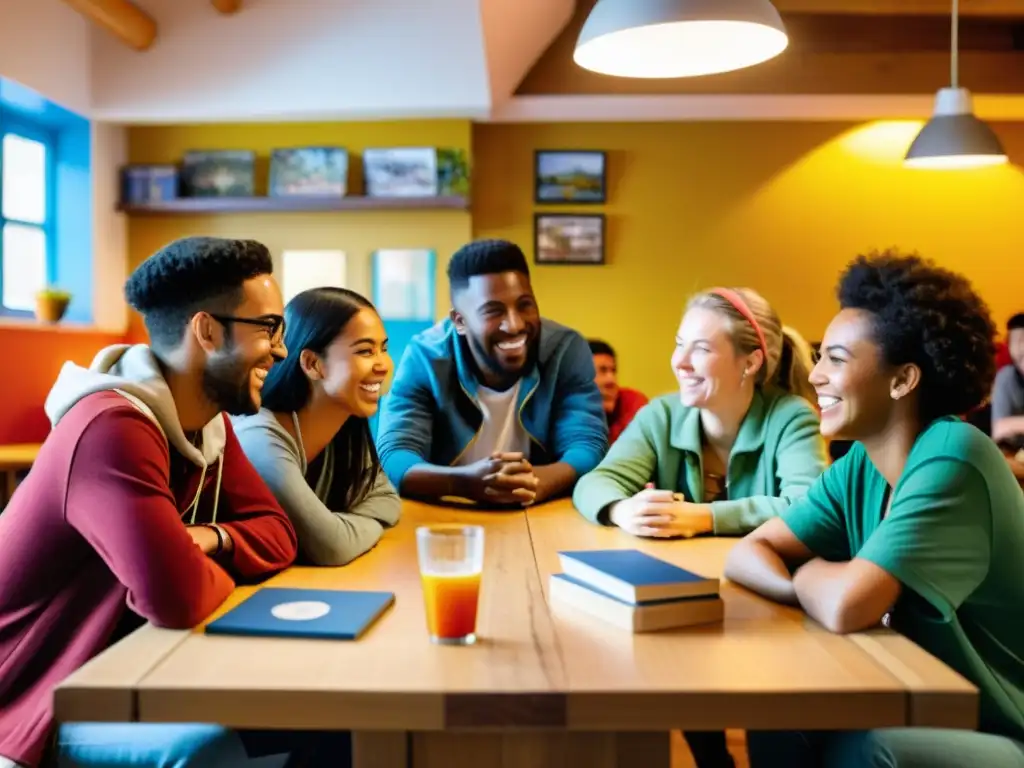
left=904, top=0, right=1007, bottom=169
left=573, top=0, right=789, bottom=79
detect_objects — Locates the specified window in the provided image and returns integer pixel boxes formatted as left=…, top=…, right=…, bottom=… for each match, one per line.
left=0, top=126, right=52, bottom=314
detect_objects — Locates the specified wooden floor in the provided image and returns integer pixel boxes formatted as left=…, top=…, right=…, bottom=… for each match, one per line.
left=673, top=730, right=749, bottom=768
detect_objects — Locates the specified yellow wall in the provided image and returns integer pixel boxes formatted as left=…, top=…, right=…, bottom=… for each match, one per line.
left=126, top=120, right=472, bottom=340
left=472, top=120, right=1024, bottom=396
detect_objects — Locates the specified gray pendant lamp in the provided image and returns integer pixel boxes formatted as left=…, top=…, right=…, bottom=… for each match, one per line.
left=904, top=0, right=1007, bottom=169
left=573, top=0, right=789, bottom=79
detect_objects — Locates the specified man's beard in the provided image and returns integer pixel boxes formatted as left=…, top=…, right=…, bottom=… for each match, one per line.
left=203, top=352, right=258, bottom=416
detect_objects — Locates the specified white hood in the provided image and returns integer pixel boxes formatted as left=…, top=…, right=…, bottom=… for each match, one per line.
left=44, top=344, right=228, bottom=522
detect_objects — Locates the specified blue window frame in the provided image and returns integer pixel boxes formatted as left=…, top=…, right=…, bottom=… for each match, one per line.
left=0, top=114, right=55, bottom=316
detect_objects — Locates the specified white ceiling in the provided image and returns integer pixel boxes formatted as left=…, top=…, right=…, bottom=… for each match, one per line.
left=4, top=0, right=1024, bottom=124
left=88, top=0, right=573, bottom=122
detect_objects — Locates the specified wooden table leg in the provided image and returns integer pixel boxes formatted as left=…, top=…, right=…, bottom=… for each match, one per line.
left=352, top=731, right=409, bottom=768
left=411, top=731, right=671, bottom=768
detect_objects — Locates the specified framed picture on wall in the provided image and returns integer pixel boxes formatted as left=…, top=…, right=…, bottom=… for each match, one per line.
left=280, top=250, right=347, bottom=303
left=534, top=213, right=605, bottom=265
left=371, top=249, right=435, bottom=321
left=534, top=150, right=606, bottom=204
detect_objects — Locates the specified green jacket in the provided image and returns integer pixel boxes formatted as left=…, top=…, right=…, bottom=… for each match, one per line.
left=572, top=388, right=828, bottom=534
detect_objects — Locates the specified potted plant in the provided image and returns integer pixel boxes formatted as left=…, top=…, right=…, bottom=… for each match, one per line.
left=35, top=287, right=72, bottom=324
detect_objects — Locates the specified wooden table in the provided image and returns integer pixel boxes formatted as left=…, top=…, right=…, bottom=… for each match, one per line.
left=0, top=442, right=40, bottom=506
left=55, top=499, right=978, bottom=768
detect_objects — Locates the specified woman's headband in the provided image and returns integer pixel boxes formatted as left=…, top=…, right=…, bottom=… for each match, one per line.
left=709, top=287, right=768, bottom=361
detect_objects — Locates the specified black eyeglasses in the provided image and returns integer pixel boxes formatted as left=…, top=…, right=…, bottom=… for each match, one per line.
left=210, top=313, right=285, bottom=343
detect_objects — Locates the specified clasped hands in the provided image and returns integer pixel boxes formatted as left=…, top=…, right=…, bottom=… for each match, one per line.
left=462, top=451, right=540, bottom=507
left=609, top=486, right=714, bottom=539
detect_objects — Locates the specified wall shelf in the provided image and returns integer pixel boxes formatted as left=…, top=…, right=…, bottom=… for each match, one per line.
left=117, top=195, right=470, bottom=215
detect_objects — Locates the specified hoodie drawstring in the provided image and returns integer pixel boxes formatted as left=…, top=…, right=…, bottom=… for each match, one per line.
left=186, top=456, right=225, bottom=525
left=211, top=456, right=223, bottom=524
left=187, top=464, right=207, bottom=525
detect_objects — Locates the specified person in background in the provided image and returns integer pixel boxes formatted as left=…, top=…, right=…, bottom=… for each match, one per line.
left=725, top=251, right=1024, bottom=767
left=574, top=287, right=826, bottom=768
left=589, top=338, right=648, bottom=445
left=376, top=238, right=607, bottom=508
left=0, top=237, right=299, bottom=768
left=234, top=287, right=401, bottom=567
left=990, top=313, right=1024, bottom=478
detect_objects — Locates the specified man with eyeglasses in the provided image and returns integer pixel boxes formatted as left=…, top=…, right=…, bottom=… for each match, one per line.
left=0, top=236, right=307, bottom=767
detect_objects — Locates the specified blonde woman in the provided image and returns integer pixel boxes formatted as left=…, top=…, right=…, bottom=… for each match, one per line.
left=573, top=287, right=826, bottom=539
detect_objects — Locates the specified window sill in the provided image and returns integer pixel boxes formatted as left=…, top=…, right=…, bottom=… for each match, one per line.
left=0, top=316, right=123, bottom=334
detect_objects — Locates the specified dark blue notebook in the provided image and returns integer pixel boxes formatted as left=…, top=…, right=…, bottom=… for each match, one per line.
left=205, top=587, right=395, bottom=640
left=557, top=549, right=719, bottom=604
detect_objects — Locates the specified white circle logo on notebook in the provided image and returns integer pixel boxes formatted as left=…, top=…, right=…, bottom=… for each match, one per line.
left=270, top=601, right=331, bottom=621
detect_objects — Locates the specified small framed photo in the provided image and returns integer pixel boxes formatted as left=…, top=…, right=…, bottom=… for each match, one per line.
left=180, top=150, right=255, bottom=197
left=269, top=147, right=348, bottom=197
left=534, top=150, right=606, bottom=204
left=534, top=213, right=605, bottom=265
left=363, top=147, right=439, bottom=198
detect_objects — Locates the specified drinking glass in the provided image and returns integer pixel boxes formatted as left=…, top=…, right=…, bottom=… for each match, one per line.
left=416, top=524, right=484, bottom=645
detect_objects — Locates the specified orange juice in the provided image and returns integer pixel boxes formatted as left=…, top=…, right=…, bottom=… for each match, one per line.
left=420, top=571, right=481, bottom=641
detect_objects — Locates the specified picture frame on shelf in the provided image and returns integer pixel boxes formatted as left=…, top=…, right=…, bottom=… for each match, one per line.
left=120, top=164, right=178, bottom=206
left=534, top=213, right=605, bottom=265
left=269, top=147, right=349, bottom=198
left=363, top=147, right=439, bottom=198
left=180, top=150, right=256, bottom=197
left=534, top=150, right=606, bottom=204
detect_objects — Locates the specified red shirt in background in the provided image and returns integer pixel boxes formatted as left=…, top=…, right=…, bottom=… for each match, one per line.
left=0, top=392, right=297, bottom=766
left=608, top=387, right=649, bottom=445
left=996, top=340, right=1012, bottom=371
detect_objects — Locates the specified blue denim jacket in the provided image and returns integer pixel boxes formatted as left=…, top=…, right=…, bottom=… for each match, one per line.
left=376, top=317, right=608, bottom=491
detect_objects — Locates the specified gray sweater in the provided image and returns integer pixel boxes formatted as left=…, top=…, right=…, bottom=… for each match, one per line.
left=232, top=409, right=401, bottom=566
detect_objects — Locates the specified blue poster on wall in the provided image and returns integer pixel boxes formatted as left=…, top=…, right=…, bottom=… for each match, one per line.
left=370, top=249, right=437, bottom=440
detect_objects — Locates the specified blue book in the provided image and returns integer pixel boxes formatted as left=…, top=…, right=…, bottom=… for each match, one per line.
left=557, top=549, right=719, bottom=604
left=205, top=587, right=394, bottom=640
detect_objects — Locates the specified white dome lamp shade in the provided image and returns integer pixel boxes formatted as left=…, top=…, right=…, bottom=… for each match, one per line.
left=573, top=0, right=790, bottom=79
left=905, top=88, right=1008, bottom=169
left=905, top=0, right=1007, bottom=169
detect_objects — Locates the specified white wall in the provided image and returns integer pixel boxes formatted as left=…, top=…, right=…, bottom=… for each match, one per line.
left=91, top=0, right=492, bottom=122
left=91, top=122, right=128, bottom=333
left=0, top=0, right=91, bottom=115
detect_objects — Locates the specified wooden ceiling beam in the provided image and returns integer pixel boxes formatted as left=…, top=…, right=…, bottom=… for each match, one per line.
left=61, top=0, right=156, bottom=51
left=211, top=0, right=242, bottom=14
left=773, top=0, right=1024, bottom=16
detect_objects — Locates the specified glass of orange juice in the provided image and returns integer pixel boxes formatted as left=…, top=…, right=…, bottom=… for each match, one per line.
left=416, top=524, right=484, bottom=645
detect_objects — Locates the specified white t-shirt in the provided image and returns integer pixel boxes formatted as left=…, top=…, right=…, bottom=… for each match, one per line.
left=456, top=381, right=531, bottom=465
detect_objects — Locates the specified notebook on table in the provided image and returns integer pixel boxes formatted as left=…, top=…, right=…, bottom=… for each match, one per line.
left=557, top=549, right=719, bottom=604
left=205, top=587, right=395, bottom=640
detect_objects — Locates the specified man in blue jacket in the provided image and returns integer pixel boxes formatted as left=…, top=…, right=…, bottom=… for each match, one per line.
left=376, top=239, right=607, bottom=507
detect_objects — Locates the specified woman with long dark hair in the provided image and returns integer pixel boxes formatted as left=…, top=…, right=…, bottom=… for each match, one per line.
left=233, top=287, right=400, bottom=566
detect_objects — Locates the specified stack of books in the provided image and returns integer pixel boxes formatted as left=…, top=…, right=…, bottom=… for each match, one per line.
left=549, top=549, right=724, bottom=633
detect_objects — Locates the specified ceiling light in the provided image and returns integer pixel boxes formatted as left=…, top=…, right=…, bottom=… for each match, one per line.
left=905, top=0, right=1007, bottom=169
left=573, top=0, right=789, bottom=79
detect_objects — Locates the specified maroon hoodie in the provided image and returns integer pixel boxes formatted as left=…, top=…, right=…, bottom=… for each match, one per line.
left=0, top=345, right=298, bottom=766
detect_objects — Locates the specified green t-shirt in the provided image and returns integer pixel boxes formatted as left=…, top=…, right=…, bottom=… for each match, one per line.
left=782, top=416, right=1024, bottom=740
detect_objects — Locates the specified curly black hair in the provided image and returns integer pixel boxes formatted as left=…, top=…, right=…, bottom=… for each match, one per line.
left=837, top=248, right=996, bottom=421
left=125, top=236, right=274, bottom=349
left=447, top=238, right=529, bottom=295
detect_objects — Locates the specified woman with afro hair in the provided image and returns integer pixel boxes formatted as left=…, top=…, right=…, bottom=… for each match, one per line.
left=726, top=250, right=1024, bottom=766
